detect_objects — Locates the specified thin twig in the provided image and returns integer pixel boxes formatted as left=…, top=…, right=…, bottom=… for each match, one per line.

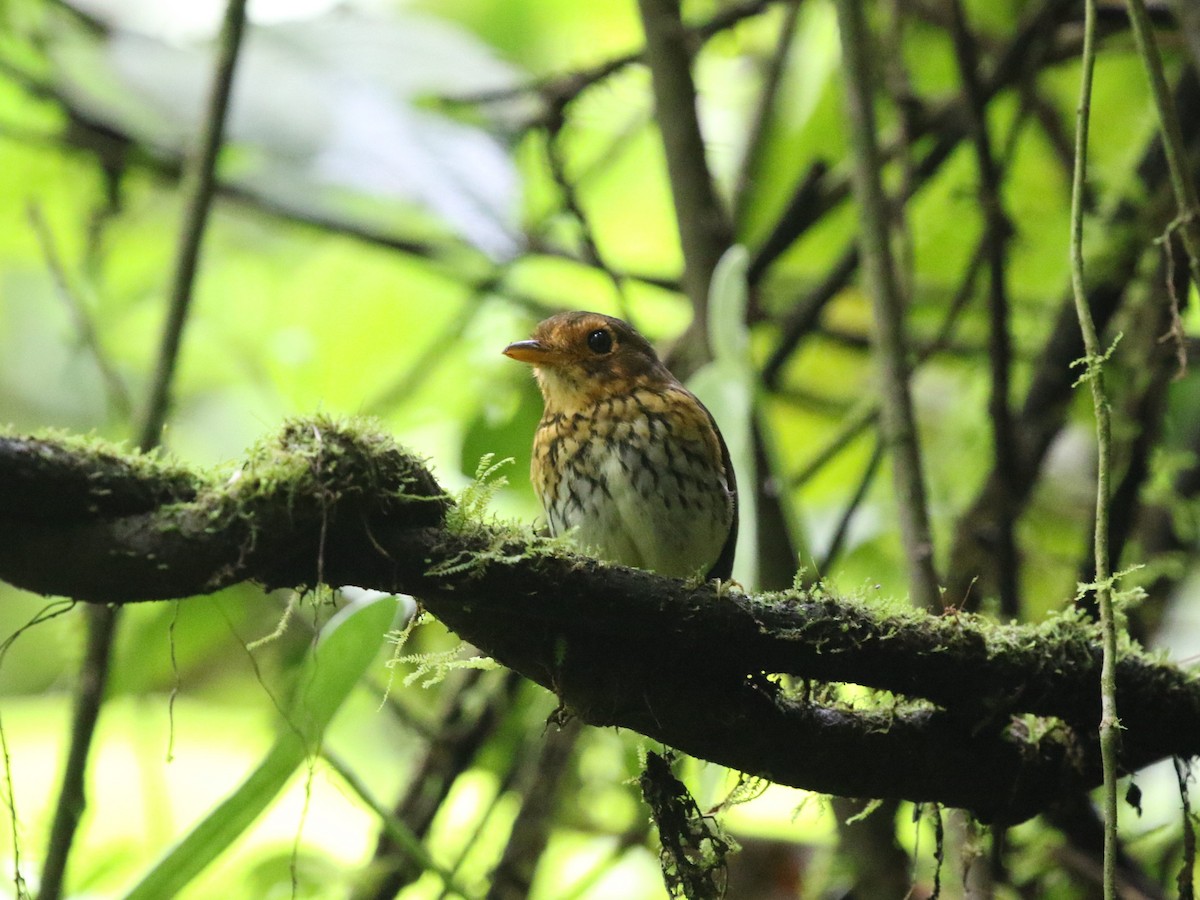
left=790, top=399, right=877, bottom=490
left=786, top=237, right=986, bottom=490
left=747, top=0, right=1075, bottom=292
left=834, top=0, right=940, bottom=609
left=942, top=69, right=1200, bottom=608
left=1176, top=757, right=1196, bottom=900
left=636, top=0, right=732, bottom=345
left=37, top=3, right=250, bottom=897
left=4, top=60, right=689, bottom=298
left=882, top=0, right=918, bottom=304
left=931, top=803, right=945, bottom=899
left=321, top=751, right=471, bottom=899
left=37, top=604, right=118, bottom=900
left=1077, top=276, right=1178, bottom=640
left=440, top=0, right=784, bottom=112
left=1067, top=2, right=1119, bottom=897
left=1159, top=231, right=1189, bottom=380
left=543, top=118, right=633, bottom=323
left=0, top=711, right=29, bottom=898
left=25, top=203, right=133, bottom=420
left=732, top=0, right=803, bottom=226
left=747, top=160, right=829, bottom=286
left=1125, top=0, right=1200, bottom=295
left=946, top=0, right=1020, bottom=617
left=139, top=0, right=249, bottom=451
left=757, top=13, right=1053, bottom=405
left=818, top=434, right=884, bottom=572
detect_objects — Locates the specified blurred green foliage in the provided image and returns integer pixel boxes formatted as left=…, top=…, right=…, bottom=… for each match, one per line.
left=1, top=0, right=1198, bottom=897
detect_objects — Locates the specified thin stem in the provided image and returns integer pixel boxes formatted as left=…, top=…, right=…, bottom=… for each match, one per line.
left=881, top=0, right=917, bottom=304
left=485, top=720, right=582, bottom=900
left=946, top=0, right=1020, bottom=617
left=544, top=120, right=633, bottom=323
left=139, top=0, right=250, bottom=451
left=441, top=0, right=779, bottom=111
left=1175, top=757, right=1196, bottom=900
left=321, top=751, right=470, bottom=899
left=732, top=0, right=803, bottom=226
left=37, top=3, right=249, bottom=897
left=1, top=708, right=30, bottom=898
left=818, top=435, right=884, bottom=572
left=26, top=203, right=133, bottom=420
left=1125, top=0, right=1200, bottom=292
left=834, top=0, right=940, bottom=609
left=1068, top=2, right=1119, bottom=898
left=747, top=0, right=1075, bottom=291
left=36, top=604, right=116, bottom=900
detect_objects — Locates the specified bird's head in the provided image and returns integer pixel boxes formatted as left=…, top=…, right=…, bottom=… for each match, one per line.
left=503, top=311, right=674, bottom=410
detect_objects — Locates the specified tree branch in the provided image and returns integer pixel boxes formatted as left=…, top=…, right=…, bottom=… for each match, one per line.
left=635, top=0, right=732, bottom=350
left=2, top=420, right=1199, bottom=826
left=139, top=0, right=249, bottom=450
left=946, top=68, right=1200, bottom=606
left=745, top=0, right=1076, bottom=295
left=947, top=0, right=1019, bottom=618
left=37, top=3, right=250, bottom=897
left=1126, top=0, right=1200, bottom=294
left=835, top=0, right=940, bottom=609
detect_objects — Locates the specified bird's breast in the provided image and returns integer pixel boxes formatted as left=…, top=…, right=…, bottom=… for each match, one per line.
left=530, top=387, right=734, bottom=578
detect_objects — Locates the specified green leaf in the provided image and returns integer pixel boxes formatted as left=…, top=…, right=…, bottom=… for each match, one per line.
left=687, top=246, right=758, bottom=586
left=123, top=593, right=402, bottom=900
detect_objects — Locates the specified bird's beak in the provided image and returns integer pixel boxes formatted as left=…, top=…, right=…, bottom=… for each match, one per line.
left=503, top=339, right=554, bottom=365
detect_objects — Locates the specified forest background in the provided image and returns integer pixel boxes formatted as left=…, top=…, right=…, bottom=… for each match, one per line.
left=2, top=0, right=1200, bottom=897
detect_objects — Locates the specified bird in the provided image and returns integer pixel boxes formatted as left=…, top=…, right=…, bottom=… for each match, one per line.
left=503, top=311, right=738, bottom=581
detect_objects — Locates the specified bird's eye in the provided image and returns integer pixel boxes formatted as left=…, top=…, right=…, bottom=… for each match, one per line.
left=587, top=329, right=613, bottom=354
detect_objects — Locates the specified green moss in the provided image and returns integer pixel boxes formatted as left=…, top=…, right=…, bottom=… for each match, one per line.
left=422, top=451, right=568, bottom=580
left=185, top=414, right=449, bottom=530
left=22, top=427, right=191, bottom=479
left=2, top=425, right=206, bottom=520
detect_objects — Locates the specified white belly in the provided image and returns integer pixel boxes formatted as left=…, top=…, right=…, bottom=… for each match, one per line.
left=545, top=422, right=732, bottom=579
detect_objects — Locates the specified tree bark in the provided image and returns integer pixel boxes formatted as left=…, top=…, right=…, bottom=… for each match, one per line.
left=2, top=419, right=1198, bottom=825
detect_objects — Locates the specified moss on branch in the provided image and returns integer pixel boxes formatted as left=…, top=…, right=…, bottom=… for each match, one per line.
left=1, top=417, right=1197, bottom=823
left=0, top=417, right=447, bottom=601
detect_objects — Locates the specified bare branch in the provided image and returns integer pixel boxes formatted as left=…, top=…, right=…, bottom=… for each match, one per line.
left=947, top=0, right=1020, bottom=617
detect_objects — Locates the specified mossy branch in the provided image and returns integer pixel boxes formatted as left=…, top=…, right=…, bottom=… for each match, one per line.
left=2, top=418, right=1199, bottom=825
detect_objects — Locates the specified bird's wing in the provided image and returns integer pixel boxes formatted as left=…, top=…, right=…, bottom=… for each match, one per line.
left=700, top=401, right=738, bottom=582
